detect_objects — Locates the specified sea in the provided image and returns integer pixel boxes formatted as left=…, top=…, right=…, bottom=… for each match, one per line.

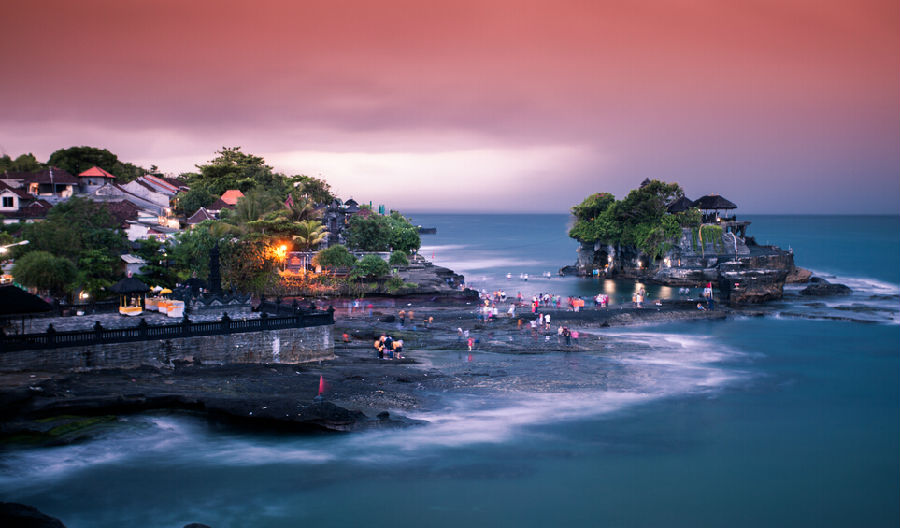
left=1, top=214, right=897, bottom=527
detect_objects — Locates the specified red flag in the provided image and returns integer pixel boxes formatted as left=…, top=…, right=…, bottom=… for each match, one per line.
left=285, top=193, right=294, bottom=209
left=318, top=375, right=330, bottom=396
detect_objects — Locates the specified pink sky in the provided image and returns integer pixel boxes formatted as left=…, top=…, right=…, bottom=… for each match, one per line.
left=1, top=0, right=897, bottom=213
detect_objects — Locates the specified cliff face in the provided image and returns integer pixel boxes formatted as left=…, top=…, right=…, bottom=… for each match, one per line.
left=566, top=227, right=795, bottom=305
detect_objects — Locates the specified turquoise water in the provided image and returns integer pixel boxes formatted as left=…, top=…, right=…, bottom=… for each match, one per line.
left=1, top=215, right=897, bottom=527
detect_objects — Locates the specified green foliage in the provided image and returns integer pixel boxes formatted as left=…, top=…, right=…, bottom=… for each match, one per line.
left=675, top=207, right=702, bottom=228
left=699, top=224, right=724, bottom=254
left=46, top=146, right=146, bottom=182
left=347, top=214, right=392, bottom=251
left=133, top=237, right=177, bottom=287
left=314, top=244, right=356, bottom=268
left=223, top=188, right=282, bottom=225
left=389, top=250, right=409, bottom=266
left=170, top=221, right=239, bottom=281
left=289, top=175, right=335, bottom=204
left=569, top=180, right=686, bottom=260
left=220, top=237, right=280, bottom=295
left=76, top=249, right=119, bottom=299
left=175, top=186, right=216, bottom=216
left=571, top=193, right=615, bottom=222
left=291, top=220, right=327, bottom=250
left=0, top=153, right=42, bottom=173
left=21, top=197, right=126, bottom=262
left=190, top=147, right=286, bottom=196
left=12, top=250, right=77, bottom=296
left=346, top=211, right=421, bottom=252
left=351, top=254, right=389, bottom=279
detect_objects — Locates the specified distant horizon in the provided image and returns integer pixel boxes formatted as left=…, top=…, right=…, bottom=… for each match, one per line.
left=2, top=1, right=897, bottom=215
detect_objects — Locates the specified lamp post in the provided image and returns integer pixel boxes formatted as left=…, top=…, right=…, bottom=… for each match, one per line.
left=0, top=240, right=29, bottom=254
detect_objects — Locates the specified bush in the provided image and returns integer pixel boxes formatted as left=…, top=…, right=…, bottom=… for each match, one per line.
left=11, top=250, right=77, bottom=296
left=389, top=250, right=409, bottom=266
left=314, top=244, right=356, bottom=268
left=352, top=254, right=389, bottom=279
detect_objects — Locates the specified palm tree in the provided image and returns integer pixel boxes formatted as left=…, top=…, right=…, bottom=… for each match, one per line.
left=227, top=189, right=281, bottom=226
left=292, top=220, right=328, bottom=251
left=285, top=193, right=321, bottom=222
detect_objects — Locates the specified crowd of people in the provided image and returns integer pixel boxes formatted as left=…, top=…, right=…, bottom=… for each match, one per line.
left=373, top=334, right=404, bottom=359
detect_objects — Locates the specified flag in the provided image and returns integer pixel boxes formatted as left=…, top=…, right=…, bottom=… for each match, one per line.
left=285, top=193, right=294, bottom=209
left=317, top=375, right=330, bottom=396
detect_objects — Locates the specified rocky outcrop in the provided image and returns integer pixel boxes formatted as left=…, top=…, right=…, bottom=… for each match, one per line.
left=785, top=266, right=812, bottom=283
left=0, top=502, right=66, bottom=528
left=717, top=250, right=795, bottom=305
left=799, top=278, right=852, bottom=296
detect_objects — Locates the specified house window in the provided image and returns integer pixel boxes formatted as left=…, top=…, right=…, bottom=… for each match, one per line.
left=1, top=196, right=13, bottom=208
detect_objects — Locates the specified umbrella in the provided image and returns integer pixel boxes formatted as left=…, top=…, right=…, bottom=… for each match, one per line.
left=0, top=285, right=53, bottom=334
left=0, top=285, right=52, bottom=316
left=183, top=278, right=207, bottom=290
left=160, top=288, right=173, bottom=294
left=109, top=277, right=150, bottom=294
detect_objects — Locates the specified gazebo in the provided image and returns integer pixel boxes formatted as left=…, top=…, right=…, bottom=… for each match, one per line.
left=0, top=285, right=53, bottom=334
left=693, top=194, right=737, bottom=222
left=666, top=195, right=695, bottom=214
left=110, top=276, right=150, bottom=316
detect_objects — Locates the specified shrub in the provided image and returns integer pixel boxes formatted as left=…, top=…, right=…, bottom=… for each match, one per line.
left=352, top=254, right=389, bottom=279
left=314, top=244, right=356, bottom=268
left=389, top=250, right=409, bottom=266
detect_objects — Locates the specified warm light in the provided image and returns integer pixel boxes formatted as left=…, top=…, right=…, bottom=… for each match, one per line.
left=80, top=291, right=90, bottom=300
left=607, top=256, right=613, bottom=262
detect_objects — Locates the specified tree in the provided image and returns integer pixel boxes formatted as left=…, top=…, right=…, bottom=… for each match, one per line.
left=389, top=250, right=409, bottom=266
left=174, top=186, right=216, bottom=216
left=77, top=249, right=119, bottom=300
left=568, top=180, right=686, bottom=260
left=21, top=197, right=127, bottom=263
left=352, top=254, right=389, bottom=279
left=0, top=153, right=42, bottom=173
left=289, top=175, right=335, bottom=204
left=170, top=220, right=240, bottom=281
left=386, top=211, right=422, bottom=253
left=347, top=214, right=392, bottom=251
left=220, top=237, right=281, bottom=295
left=292, top=220, right=328, bottom=251
left=46, top=146, right=147, bottom=182
left=12, top=251, right=77, bottom=297
left=224, top=188, right=282, bottom=226
left=133, top=237, right=177, bottom=286
left=190, top=147, right=286, bottom=196
left=313, top=244, right=356, bottom=269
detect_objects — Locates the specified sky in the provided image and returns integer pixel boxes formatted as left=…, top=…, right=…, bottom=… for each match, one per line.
left=1, top=0, right=897, bottom=214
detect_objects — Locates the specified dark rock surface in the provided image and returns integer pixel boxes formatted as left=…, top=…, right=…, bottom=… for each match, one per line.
left=799, top=280, right=852, bottom=296
left=0, top=502, right=66, bottom=528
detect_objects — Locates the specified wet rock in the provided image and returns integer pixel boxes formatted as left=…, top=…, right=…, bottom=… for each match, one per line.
left=184, top=524, right=212, bottom=528
left=799, top=280, right=852, bottom=296
left=0, top=502, right=67, bottom=528
left=785, top=266, right=813, bottom=283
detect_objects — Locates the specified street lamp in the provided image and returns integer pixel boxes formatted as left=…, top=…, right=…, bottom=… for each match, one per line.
left=0, top=240, right=29, bottom=254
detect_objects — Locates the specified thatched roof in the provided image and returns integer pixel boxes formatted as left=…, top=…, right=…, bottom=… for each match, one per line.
left=109, top=277, right=150, bottom=294
left=666, top=195, right=694, bottom=213
left=693, top=194, right=737, bottom=210
left=0, top=286, right=53, bottom=316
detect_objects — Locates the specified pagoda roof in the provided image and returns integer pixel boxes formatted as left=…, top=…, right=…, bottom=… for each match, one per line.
left=666, top=195, right=695, bottom=213
left=693, top=194, right=737, bottom=210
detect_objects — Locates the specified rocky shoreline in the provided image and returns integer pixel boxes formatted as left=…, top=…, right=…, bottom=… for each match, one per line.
left=1, top=299, right=727, bottom=444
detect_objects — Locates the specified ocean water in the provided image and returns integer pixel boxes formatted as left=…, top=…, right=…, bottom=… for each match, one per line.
left=1, top=215, right=897, bottom=527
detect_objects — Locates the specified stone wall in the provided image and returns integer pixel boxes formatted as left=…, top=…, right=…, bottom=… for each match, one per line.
left=0, top=325, right=333, bottom=372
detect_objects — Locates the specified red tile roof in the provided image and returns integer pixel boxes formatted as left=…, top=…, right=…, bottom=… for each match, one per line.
left=78, top=166, right=116, bottom=179
left=220, top=189, right=244, bottom=206
left=24, top=167, right=78, bottom=185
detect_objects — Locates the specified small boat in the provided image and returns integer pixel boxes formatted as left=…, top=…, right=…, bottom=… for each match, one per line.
left=506, top=273, right=512, bottom=279
left=542, top=271, right=552, bottom=278
left=522, top=273, right=529, bottom=281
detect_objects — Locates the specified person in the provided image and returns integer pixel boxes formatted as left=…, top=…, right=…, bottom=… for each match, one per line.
left=563, top=327, right=571, bottom=346
left=374, top=335, right=385, bottom=358
left=544, top=313, right=551, bottom=330
left=508, top=304, right=515, bottom=318
left=557, top=325, right=564, bottom=344
left=697, top=303, right=707, bottom=310
left=393, top=339, right=403, bottom=359
left=457, top=327, right=463, bottom=343
left=467, top=336, right=475, bottom=351
left=632, top=292, right=637, bottom=307
left=342, top=332, right=350, bottom=343
left=572, top=329, right=579, bottom=345
left=383, top=335, right=394, bottom=359
left=398, top=309, right=406, bottom=326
